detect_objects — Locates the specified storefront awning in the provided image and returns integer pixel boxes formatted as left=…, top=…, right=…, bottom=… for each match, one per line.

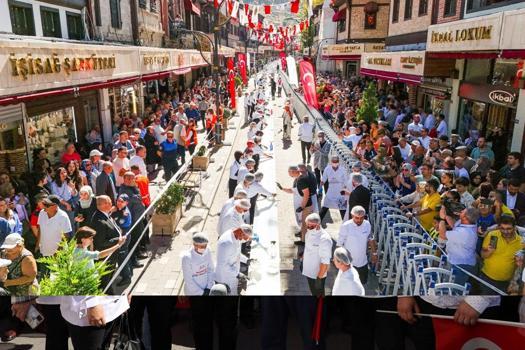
left=500, top=50, right=525, bottom=59
left=322, top=54, right=361, bottom=61
left=360, top=68, right=422, bottom=85
left=332, top=9, right=346, bottom=22
left=427, top=51, right=499, bottom=59
left=184, top=0, right=201, bottom=16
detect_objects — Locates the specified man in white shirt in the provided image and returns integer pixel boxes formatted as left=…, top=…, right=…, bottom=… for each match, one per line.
left=407, top=114, right=423, bottom=138
left=235, top=173, right=275, bottom=225
left=423, top=110, right=435, bottom=130
left=332, top=247, right=365, bottom=296
left=298, top=116, right=315, bottom=164
left=396, top=137, right=412, bottom=161
left=112, top=147, right=130, bottom=188
left=302, top=213, right=333, bottom=297
left=37, top=195, right=72, bottom=256
left=215, top=225, right=253, bottom=295
left=217, top=199, right=251, bottom=237
left=181, top=232, right=215, bottom=295
left=336, top=206, right=376, bottom=285
left=153, top=117, right=167, bottom=143
left=418, top=128, right=431, bottom=150
left=129, top=145, right=147, bottom=177
left=436, top=113, right=448, bottom=137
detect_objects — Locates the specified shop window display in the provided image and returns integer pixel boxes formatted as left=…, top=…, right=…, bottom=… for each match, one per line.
left=458, top=100, right=485, bottom=138
left=0, top=119, right=26, bottom=175
left=26, top=107, right=77, bottom=169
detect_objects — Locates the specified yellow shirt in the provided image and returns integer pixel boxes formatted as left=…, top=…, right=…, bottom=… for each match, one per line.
left=481, top=230, right=522, bottom=281
left=501, top=205, right=514, bottom=218
left=418, top=192, right=441, bottom=232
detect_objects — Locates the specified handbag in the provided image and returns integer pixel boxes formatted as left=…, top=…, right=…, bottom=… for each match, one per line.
left=108, top=312, right=142, bottom=350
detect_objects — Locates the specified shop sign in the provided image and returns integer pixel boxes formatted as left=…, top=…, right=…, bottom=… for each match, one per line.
left=364, top=43, right=385, bottom=52
left=500, top=8, right=525, bottom=51
left=323, top=44, right=364, bottom=57
left=361, top=51, right=425, bottom=76
left=489, top=90, right=515, bottom=105
left=426, top=12, right=503, bottom=52
left=142, top=54, right=170, bottom=67
left=9, top=53, right=116, bottom=80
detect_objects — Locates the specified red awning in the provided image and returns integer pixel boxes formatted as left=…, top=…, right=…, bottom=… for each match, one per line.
left=360, top=68, right=422, bottom=85
left=332, top=8, right=346, bottom=22
left=184, top=0, right=200, bottom=15
left=427, top=51, right=498, bottom=59
left=322, top=54, right=361, bottom=61
left=500, top=50, right=525, bottom=59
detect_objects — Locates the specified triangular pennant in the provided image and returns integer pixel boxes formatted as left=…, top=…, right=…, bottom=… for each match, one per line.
left=264, top=5, right=271, bottom=14
left=231, top=1, right=239, bottom=19
left=244, top=3, right=249, bottom=14
left=291, top=0, right=300, bottom=14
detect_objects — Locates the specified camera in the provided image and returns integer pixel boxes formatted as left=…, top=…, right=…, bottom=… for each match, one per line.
left=440, top=197, right=465, bottom=218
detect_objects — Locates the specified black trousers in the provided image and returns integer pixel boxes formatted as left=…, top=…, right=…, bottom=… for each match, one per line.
left=301, top=141, right=312, bottom=164
left=200, top=111, right=206, bottom=129
left=129, top=297, right=175, bottom=350
left=67, top=322, right=112, bottom=350
left=228, top=178, right=238, bottom=198
left=260, top=297, right=324, bottom=350
left=355, top=264, right=369, bottom=285
left=307, top=277, right=326, bottom=297
left=190, top=297, right=239, bottom=350
left=249, top=195, right=258, bottom=225
left=319, top=207, right=346, bottom=223
left=42, top=304, right=69, bottom=350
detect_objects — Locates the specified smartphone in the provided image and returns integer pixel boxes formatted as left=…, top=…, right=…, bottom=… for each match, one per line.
left=340, top=190, right=346, bottom=195
left=25, top=305, right=44, bottom=329
left=276, top=182, right=283, bottom=190
left=489, top=235, right=498, bottom=249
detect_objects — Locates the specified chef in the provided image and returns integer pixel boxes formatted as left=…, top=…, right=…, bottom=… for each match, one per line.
left=302, top=213, right=333, bottom=297
left=181, top=232, right=215, bottom=296
left=235, top=173, right=275, bottom=225
left=215, top=224, right=253, bottom=295
left=279, top=166, right=303, bottom=226
left=331, top=247, right=365, bottom=296
left=217, top=198, right=251, bottom=237
left=219, top=188, right=248, bottom=219
left=319, top=155, right=349, bottom=224
left=236, top=159, right=256, bottom=187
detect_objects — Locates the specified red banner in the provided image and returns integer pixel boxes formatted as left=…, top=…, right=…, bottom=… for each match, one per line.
left=279, top=51, right=287, bottom=71
left=299, top=60, right=318, bottom=109
left=264, top=5, right=271, bottom=14
left=291, top=0, right=300, bottom=13
left=433, top=318, right=525, bottom=350
left=237, top=53, right=247, bottom=84
left=227, top=58, right=236, bottom=109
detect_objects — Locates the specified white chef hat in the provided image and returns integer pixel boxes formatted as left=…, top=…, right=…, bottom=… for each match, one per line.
left=192, top=232, right=209, bottom=244
left=334, top=247, right=353, bottom=266
left=233, top=188, right=248, bottom=199
left=235, top=199, right=251, bottom=210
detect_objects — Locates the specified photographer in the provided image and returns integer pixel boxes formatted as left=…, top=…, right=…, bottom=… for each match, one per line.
left=437, top=207, right=479, bottom=287
left=479, top=215, right=523, bottom=294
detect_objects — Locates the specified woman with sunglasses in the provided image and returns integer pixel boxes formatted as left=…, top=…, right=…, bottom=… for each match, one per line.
left=159, top=131, right=179, bottom=182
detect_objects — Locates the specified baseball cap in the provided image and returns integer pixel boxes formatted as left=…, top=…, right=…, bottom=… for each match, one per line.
left=1, top=234, right=24, bottom=249
left=89, top=149, right=103, bottom=157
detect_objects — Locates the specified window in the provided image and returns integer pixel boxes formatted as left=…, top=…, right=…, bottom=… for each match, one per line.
left=9, top=0, right=35, bottom=36
left=444, top=0, right=456, bottom=16
left=404, top=0, right=413, bottom=19
left=139, top=0, right=147, bottom=9
left=66, top=12, right=83, bottom=40
left=150, top=0, right=157, bottom=12
left=419, top=0, right=428, bottom=15
left=466, top=0, right=518, bottom=13
left=41, top=6, right=61, bottom=38
left=110, top=0, right=122, bottom=29
left=93, top=0, right=101, bottom=26
left=338, top=18, right=346, bottom=33
left=364, top=13, right=376, bottom=29
left=392, top=0, right=400, bottom=22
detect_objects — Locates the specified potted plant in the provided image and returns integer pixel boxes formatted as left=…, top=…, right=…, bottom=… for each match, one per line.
left=192, top=145, right=209, bottom=170
left=152, top=182, right=185, bottom=235
left=38, top=239, right=112, bottom=295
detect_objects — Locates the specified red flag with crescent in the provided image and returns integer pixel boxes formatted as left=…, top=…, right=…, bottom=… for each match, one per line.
left=227, top=58, right=236, bottom=109
left=299, top=60, right=319, bottom=109
left=237, top=53, right=247, bottom=84
left=291, top=0, right=300, bottom=13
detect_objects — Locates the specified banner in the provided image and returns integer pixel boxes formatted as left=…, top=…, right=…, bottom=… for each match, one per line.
left=433, top=317, right=525, bottom=350
left=286, top=56, right=299, bottom=87
left=237, top=53, right=247, bottom=84
left=231, top=1, right=239, bottom=19
left=291, top=0, right=300, bottom=13
left=247, top=52, right=251, bottom=72
left=299, top=60, right=318, bottom=109
left=227, top=58, right=236, bottom=109
left=279, top=51, right=287, bottom=71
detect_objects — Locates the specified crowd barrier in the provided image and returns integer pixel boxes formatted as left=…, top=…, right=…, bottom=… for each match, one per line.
left=278, top=68, right=506, bottom=296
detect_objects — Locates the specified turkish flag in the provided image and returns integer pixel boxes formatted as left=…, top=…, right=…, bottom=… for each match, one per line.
left=299, top=60, right=319, bottom=109
left=265, top=5, right=271, bottom=14
left=214, top=0, right=218, bottom=9
left=279, top=51, right=287, bottom=71
left=433, top=318, right=525, bottom=350
left=227, top=58, right=236, bottom=109
left=244, top=3, right=249, bottom=14
left=237, top=53, right=247, bottom=84
left=291, top=0, right=300, bottom=13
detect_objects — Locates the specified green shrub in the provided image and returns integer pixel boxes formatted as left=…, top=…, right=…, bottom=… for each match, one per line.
left=356, top=82, right=379, bottom=124
left=155, top=182, right=185, bottom=215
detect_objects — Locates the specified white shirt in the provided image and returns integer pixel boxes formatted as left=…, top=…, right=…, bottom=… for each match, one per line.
left=445, top=223, right=477, bottom=266
left=397, top=144, right=412, bottom=161
left=112, top=157, right=130, bottom=187
left=460, top=191, right=475, bottom=208
left=129, top=155, right=147, bottom=177
left=298, top=123, right=315, bottom=143
left=217, top=206, right=245, bottom=236
left=181, top=248, right=215, bottom=295
left=153, top=124, right=167, bottom=143
left=424, top=114, right=435, bottom=129
left=421, top=296, right=500, bottom=315
left=235, top=182, right=272, bottom=200
left=302, top=229, right=332, bottom=279
left=215, top=231, right=248, bottom=288
left=229, top=160, right=241, bottom=181
left=419, top=136, right=431, bottom=150
left=347, top=134, right=362, bottom=151
left=337, top=219, right=373, bottom=268
left=37, top=208, right=72, bottom=256
left=506, top=190, right=517, bottom=210
left=332, top=267, right=365, bottom=296
left=59, top=296, right=129, bottom=327
left=408, top=122, right=423, bottom=135
left=437, top=120, right=448, bottom=137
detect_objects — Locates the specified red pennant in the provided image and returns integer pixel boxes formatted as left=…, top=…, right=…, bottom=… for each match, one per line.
left=269, top=25, right=274, bottom=33
left=227, top=58, right=236, bottom=109
left=264, top=5, right=271, bottom=14
left=300, top=21, right=305, bottom=31
left=244, top=3, right=249, bottom=14
left=214, top=0, right=219, bottom=9
left=257, top=22, right=262, bottom=30
left=305, top=19, right=309, bottom=28
left=227, top=0, right=233, bottom=14
left=291, top=0, right=300, bottom=13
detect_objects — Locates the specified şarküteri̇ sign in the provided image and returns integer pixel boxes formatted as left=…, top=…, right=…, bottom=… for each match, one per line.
left=9, top=53, right=116, bottom=80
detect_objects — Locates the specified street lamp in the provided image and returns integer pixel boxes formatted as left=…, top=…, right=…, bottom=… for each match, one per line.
left=313, top=37, right=335, bottom=71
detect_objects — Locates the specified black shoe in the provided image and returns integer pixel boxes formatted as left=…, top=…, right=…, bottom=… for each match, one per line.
left=294, top=241, right=305, bottom=246
left=294, top=232, right=301, bottom=237
left=132, top=261, right=144, bottom=268
left=117, top=278, right=132, bottom=287
left=136, top=253, right=149, bottom=260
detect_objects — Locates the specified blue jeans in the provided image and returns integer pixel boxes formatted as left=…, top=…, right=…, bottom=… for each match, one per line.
left=452, top=264, right=477, bottom=287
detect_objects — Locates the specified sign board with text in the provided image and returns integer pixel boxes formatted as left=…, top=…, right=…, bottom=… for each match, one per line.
left=360, top=51, right=426, bottom=76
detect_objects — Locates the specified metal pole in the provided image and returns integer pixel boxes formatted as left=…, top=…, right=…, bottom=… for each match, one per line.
left=214, top=6, right=222, bottom=145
